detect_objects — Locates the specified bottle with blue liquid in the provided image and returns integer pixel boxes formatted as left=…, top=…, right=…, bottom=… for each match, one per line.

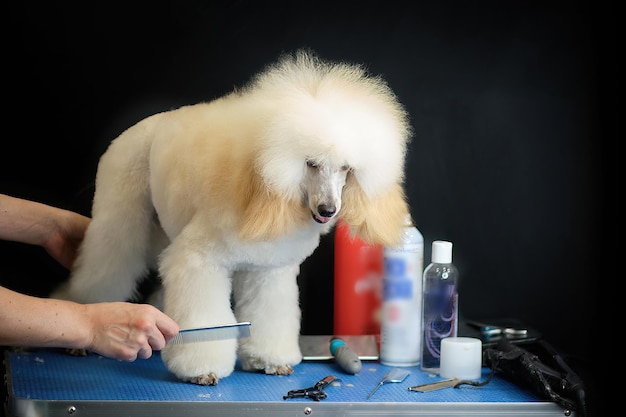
left=420, top=240, right=459, bottom=373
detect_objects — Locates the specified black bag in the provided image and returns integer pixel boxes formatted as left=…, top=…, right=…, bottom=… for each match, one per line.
left=481, top=339, right=587, bottom=416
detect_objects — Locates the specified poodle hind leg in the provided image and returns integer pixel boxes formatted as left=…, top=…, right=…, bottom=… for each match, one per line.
left=50, top=130, right=160, bottom=303
left=50, top=206, right=156, bottom=303
left=233, top=265, right=303, bottom=375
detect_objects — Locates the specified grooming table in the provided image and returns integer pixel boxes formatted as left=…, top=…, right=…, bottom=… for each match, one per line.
left=4, top=349, right=568, bottom=417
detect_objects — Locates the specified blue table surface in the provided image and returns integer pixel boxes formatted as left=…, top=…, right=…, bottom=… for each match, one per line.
left=7, top=349, right=542, bottom=404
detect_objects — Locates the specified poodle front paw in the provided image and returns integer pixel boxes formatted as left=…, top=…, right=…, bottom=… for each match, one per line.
left=239, top=355, right=300, bottom=376
left=264, top=364, right=294, bottom=376
left=190, top=372, right=219, bottom=386
left=161, top=339, right=237, bottom=385
left=237, top=333, right=302, bottom=376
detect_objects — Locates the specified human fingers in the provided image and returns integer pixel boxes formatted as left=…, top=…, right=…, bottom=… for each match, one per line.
left=154, top=312, right=180, bottom=345
left=137, top=345, right=153, bottom=360
left=113, top=335, right=152, bottom=361
left=133, top=305, right=178, bottom=351
left=114, top=335, right=153, bottom=361
left=127, top=311, right=167, bottom=354
left=146, top=327, right=167, bottom=351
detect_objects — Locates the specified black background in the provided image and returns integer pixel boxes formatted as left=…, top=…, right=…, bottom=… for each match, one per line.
left=1, top=2, right=610, bottom=414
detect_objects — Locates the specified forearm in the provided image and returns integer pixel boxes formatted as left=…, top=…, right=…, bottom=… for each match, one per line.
left=1, top=286, right=180, bottom=360
left=0, top=193, right=90, bottom=269
left=0, top=193, right=60, bottom=246
left=0, top=286, right=90, bottom=348
left=0, top=195, right=178, bottom=358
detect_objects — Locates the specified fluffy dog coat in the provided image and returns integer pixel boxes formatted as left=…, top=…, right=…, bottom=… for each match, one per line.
left=53, top=49, right=412, bottom=385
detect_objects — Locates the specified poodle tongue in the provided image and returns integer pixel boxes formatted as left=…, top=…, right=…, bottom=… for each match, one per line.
left=314, top=214, right=332, bottom=224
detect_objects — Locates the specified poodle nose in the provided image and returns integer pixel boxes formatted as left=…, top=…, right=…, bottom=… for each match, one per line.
left=317, top=204, right=336, bottom=218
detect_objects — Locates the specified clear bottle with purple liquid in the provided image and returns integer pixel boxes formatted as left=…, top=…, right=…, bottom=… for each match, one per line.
left=420, top=240, right=459, bottom=373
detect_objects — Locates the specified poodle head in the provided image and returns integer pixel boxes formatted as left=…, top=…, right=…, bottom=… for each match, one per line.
left=245, top=49, right=413, bottom=246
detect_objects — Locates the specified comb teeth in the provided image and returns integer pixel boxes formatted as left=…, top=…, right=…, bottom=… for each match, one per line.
left=168, top=322, right=251, bottom=345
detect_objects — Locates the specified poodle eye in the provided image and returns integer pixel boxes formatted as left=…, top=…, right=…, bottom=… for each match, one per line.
left=341, top=164, right=350, bottom=172
left=306, top=160, right=319, bottom=169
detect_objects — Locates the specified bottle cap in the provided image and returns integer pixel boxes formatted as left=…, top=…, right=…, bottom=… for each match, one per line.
left=432, top=240, right=452, bottom=263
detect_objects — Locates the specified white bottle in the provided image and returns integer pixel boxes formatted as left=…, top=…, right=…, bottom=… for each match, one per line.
left=379, top=215, right=424, bottom=366
left=420, top=240, right=459, bottom=373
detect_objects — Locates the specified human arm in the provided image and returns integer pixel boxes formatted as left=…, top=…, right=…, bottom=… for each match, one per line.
left=0, top=193, right=180, bottom=360
left=0, top=285, right=179, bottom=361
left=0, top=193, right=90, bottom=269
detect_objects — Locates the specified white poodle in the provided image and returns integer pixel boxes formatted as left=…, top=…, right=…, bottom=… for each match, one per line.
left=52, top=49, right=412, bottom=385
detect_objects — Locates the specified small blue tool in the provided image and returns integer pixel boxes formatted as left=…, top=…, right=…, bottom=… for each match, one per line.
left=329, top=337, right=362, bottom=374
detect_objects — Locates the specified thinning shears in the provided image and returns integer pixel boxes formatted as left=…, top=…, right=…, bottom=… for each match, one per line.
left=466, top=320, right=528, bottom=338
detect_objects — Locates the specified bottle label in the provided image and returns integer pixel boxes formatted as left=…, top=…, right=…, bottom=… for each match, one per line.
left=383, top=256, right=414, bottom=299
left=421, top=283, right=458, bottom=370
left=383, top=278, right=412, bottom=299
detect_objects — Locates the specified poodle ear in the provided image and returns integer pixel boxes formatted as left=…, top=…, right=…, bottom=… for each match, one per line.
left=339, top=173, right=410, bottom=247
left=238, top=169, right=309, bottom=241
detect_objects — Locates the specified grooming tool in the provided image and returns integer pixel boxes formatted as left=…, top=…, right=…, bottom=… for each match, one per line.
left=283, top=375, right=338, bottom=401
left=299, top=335, right=379, bottom=360
left=367, top=368, right=410, bottom=399
left=329, top=337, right=362, bottom=374
left=408, top=377, right=460, bottom=393
left=465, top=320, right=528, bottom=337
left=168, top=322, right=251, bottom=345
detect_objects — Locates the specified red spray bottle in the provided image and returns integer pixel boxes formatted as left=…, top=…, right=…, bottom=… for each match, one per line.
left=333, top=219, right=383, bottom=336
